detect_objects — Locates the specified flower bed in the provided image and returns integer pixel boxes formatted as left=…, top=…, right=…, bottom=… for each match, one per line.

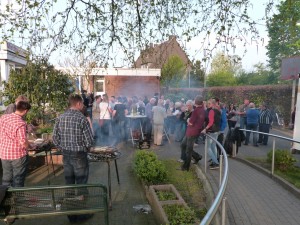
left=146, top=184, right=196, bottom=225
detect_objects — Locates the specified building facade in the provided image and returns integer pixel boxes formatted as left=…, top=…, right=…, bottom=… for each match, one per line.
left=0, top=41, right=27, bottom=109
left=56, top=67, right=161, bottom=98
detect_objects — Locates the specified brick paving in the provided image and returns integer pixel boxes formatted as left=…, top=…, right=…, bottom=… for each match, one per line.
left=10, top=127, right=300, bottom=225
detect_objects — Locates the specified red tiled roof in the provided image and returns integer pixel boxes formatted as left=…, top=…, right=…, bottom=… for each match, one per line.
left=134, top=36, right=191, bottom=69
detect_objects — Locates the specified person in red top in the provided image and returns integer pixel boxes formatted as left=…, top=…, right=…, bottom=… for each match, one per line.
left=180, top=95, right=206, bottom=171
left=201, top=99, right=221, bottom=169
left=0, top=101, right=32, bottom=187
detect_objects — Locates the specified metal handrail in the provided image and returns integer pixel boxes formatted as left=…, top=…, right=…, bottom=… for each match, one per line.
left=239, top=128, right=300, bottom=175
left=200, top=133, right=229, bottom=225
left=239, top=129, right=300, bottom=144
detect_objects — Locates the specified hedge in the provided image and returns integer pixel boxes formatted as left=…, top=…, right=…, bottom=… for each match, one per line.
left=163, top=84, right=293, bottom=126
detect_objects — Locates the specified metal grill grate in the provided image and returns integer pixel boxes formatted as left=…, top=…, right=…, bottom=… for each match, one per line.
left=88, top=146, right=121, bottom=162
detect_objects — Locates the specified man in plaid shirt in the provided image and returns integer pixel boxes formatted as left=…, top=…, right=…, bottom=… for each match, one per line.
left=0, top=101, right=32, bottom=187
left=53, top=94, right=94, bottom=184
left=53, top=94, right=94, bottom=223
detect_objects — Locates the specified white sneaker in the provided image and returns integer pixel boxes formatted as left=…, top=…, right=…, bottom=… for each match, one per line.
left=177, top=159, right=184, bottom=163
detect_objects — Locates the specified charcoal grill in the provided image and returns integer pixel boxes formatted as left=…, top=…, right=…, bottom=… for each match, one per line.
left=88, top=146, right=121, bottom=210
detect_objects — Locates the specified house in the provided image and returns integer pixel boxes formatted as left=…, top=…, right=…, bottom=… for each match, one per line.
left=0, top=41, right=27, bottom=109
left=0, top=41, right=27, bottom=85
left=56, top=67, right=161, bottom=98
left=134, top=35, right=191, bottom=70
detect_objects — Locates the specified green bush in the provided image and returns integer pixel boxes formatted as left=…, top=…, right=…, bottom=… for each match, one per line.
left=267, top=150, right=296, bottom=172
left=156, top=190, right=177, bottom=201
left=163, top=204, right=195, bottom=225
left=133, top=150, right=167, bottom=185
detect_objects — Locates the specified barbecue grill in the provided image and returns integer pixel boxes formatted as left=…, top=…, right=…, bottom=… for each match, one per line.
left=88, top=146, right=121, bottom=210
left=88, top=146, right=121, bottom=162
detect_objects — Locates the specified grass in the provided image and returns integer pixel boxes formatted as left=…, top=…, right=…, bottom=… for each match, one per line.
left=247, top=157, right=300, bottom=189
left=161, top=159, right=207, bottom=220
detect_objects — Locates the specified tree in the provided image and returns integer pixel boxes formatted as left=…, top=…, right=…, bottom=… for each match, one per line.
left=236, top=63, right=279, bottom=85
left=189, top=60, right=206, bottom=88
left=206, top=71, right=237, bottom=87
left=206, top=52, right=240, bottom=87
left=266, top=0, right=300, bottom=77
left=0, top=0, right=275, bottom=66
left=161, top=55, right=185, bottom=88
left=1, top=59, right=74, bottom=124
left=60, top=54, right=104, bottom=93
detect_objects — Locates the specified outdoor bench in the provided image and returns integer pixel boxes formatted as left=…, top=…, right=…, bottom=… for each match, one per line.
left=0, top=183, right=109, bottom=225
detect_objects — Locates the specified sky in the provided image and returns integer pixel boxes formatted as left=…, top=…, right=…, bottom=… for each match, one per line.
left=183, top=0, right=272, bottom=72
left=1, top=0, right=274, bottom=72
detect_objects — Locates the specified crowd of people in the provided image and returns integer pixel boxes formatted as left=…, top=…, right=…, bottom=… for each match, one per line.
left=78, top=91, right=274, bottom=171
left=0, top=91, right=276, bottom=222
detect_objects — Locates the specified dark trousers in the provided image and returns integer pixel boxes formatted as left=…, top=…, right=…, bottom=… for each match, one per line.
left=145, top=118, right=152, bottom=140
left=113, top=120, right=126, bottom=143
left=245, top=123, right=258, bottom=145
left=62, top=151, right=89, bottom=185
left=181, top=136, right=202, bottom=170
left=62, top=151, right=91, bottom=222
left=228, top=120, right=237, bottom=129
left=1, top=155, right=28, bottom=187
left=217, top=132, right=224, bottom=157
left=258, top=123, right=271, bottom=145
left=100, top=119, right=111, bottom=145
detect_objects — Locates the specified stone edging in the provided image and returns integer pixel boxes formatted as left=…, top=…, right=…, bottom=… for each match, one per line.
left=194, top=165, right=222, bottom=225
left=146, top=184, right=188, bottom=225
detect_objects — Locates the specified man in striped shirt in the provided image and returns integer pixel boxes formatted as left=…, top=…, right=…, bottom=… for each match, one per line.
left=0, top=101, right=32, bottom=187
left=258, top=103, right=273, bottom=145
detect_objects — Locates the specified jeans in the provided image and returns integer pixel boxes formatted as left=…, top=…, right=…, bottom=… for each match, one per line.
left=93, top=119, right=102, bottom=146
left=175, top=121, right=185, bottom=142
left=100, top=119, right=112, bottom=146
left=258, top=123, right=270, bottom=145
left=62, top=151, right=89, bottom=185
left=240, top=117, right=247, bottom=129
left=207, top=132, right=219, bottom=165
left=245, top=123, right=258, bottom=145
left=113, top=120, right=126, bottom=144
left=181, top=136, right=202, bottom=170
left=1, top=155, right=28, bottom=187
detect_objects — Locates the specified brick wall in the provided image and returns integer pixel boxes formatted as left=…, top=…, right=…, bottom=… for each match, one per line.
left=104, top=76, right=160, bottom=98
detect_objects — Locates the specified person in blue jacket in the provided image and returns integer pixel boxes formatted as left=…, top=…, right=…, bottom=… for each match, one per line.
left=245, top=102, right=259, bottom=146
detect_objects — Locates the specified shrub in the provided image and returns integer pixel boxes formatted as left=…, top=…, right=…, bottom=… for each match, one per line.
left=163, top=204, right=196, bottom=225
left=267, top=150, right=296, bottom=172
left=156, top=190, right=177, bottom=201
left=133, top=150, right=167, bottom=185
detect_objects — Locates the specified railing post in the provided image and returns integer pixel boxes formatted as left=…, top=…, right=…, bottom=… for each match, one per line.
left=272, top=138, right=276, bottom=176
left=219, top=154, right=223, bottom=187
left=232, top=142, right=237, bottom=158
left=204, top=136, right=208, bottom=174
left=222, top=197, right=227, bottom=225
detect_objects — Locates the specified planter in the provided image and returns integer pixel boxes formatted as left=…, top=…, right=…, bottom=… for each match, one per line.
left=146, top=184, right=190, bottom=225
